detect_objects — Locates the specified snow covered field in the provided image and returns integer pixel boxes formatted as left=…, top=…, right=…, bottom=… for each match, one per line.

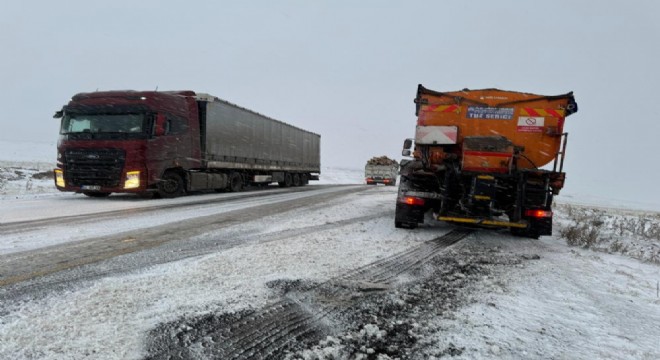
left=1, top=139, right=659, bottom=359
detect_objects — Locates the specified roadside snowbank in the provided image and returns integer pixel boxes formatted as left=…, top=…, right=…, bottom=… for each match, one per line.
left=432, top=233, right=660, bottom=359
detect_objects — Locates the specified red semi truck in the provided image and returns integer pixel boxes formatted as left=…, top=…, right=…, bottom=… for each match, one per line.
left=53, top=90, right=320, bottom=198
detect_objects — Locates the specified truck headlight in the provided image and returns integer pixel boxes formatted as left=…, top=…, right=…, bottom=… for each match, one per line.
left=54, top=169, right=65, bottom=187
left=124, top=171, right=140, bottom=189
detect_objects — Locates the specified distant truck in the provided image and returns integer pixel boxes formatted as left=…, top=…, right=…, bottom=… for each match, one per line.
left=53, top=90, right=320, bottom=198
left=365, top=156, right=399, bottom=186
left=396, top=85, right=578, bottom=238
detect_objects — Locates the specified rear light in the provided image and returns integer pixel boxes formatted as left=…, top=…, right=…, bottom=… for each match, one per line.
left=366, top=178, right=373, bottom=182
left=400, top=196, right=425, bottom=206
left=383, top=179, right=390, bottom=183
left=525, top=209, right=552, bottom=218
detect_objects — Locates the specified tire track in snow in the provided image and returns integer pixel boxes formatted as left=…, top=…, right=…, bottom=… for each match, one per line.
left=144, top=228, right=472, bottom=359
left=0, top=186, right=368, bottom=291
left=0, top=185, right=332, bottom=233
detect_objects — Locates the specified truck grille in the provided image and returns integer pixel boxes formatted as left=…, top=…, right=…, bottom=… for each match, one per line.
left=64, top=149, right=125, bottom=187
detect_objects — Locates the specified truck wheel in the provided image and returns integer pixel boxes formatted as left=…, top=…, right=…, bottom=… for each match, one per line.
left=279, top=173, right=293, bottom=187
left=158, top=171, right=185, bottom=198
left=293, top=173, right=301, bottom=187
left=229, top=172, right=243, bottom=192
left=83, top=191, right=111, bottom=198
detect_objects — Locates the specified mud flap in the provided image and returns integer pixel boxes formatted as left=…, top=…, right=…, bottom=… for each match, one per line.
left=395, top=202, right=425, bottom=228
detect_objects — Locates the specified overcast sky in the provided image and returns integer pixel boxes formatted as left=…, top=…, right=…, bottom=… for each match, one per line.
left=1, top=0, right=658, bottom=205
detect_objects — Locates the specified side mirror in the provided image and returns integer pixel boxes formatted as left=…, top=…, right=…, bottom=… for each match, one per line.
left=154, top=114, right=166, bottom=136
left=402, top=138, right=413, bottom=156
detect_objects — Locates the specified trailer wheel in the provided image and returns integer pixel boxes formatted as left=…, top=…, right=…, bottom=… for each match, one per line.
left=158, top=171, right=185, bottom=198
left=279, top=173, right=293, bottom=187
left=83, top=191, right=111, bottom=198
left=292, top=173, right=301, bottom=187
left=301, top=174, right=309, bottom=185
left=229, top=172, right=243, bottom=192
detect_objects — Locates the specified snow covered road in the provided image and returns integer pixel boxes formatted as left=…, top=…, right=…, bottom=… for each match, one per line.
left=0, top=181, right=659, bottom=359
left=0, top=185, right=368, bottom=289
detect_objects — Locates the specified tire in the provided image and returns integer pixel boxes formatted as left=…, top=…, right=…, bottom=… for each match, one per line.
left=157, top=171, right=185, bottom=198
left=292, top=173, right=301, bottom=187
left=301, top=174, right=309, bottom=185
left=229, top=172, right=243, bottom=192
left=83, top=191, right=111, bottom=198
left=279, top=173, right=293, bottom=188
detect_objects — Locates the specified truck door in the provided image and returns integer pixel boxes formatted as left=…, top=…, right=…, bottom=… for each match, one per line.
left=147, top=113, right=194, bottom=178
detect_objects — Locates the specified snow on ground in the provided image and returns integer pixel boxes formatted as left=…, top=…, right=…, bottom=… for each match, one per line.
left=1, top=139, right=659, bottom=359
left=0, top=185, right=444, bottom=359
left=428, top=232, right=660, bottom=359
left=0, top=139, right=57, bottom=199
left=0, top=187, right=366, bottom=255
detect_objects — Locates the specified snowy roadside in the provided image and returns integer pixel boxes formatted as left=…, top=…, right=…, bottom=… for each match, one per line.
left=437, top=202, right=659, bottom=359
left=554, top=202, right=660, bottom=264
left=430, top=232, right=660, bottom=359
left=0, top=139, right=56, bottom=198
left=277, top=224, right=660, bottom=359
left=2, top=188, right=658, bottom=359
left=0, top=186, right=440, bottom=359
left=2, top=139, right=660, bottom=359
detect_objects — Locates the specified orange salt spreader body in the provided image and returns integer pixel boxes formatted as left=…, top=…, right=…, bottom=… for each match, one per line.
left=395, top=85, right=578, bottom=238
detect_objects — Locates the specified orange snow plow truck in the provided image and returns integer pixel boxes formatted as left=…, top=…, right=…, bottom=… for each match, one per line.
left=395, top=85, right=578, bottom=238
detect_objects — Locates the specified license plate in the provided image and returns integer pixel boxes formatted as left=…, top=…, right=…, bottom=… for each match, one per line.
left=81, top=185, right=101, bottom=191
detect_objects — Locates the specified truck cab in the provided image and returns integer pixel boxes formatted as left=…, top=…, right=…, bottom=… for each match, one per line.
left=54, top=91, right=200, bottom=197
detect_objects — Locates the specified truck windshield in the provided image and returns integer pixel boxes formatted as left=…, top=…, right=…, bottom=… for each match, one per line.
left=61, top=113, right=146, bottom=135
